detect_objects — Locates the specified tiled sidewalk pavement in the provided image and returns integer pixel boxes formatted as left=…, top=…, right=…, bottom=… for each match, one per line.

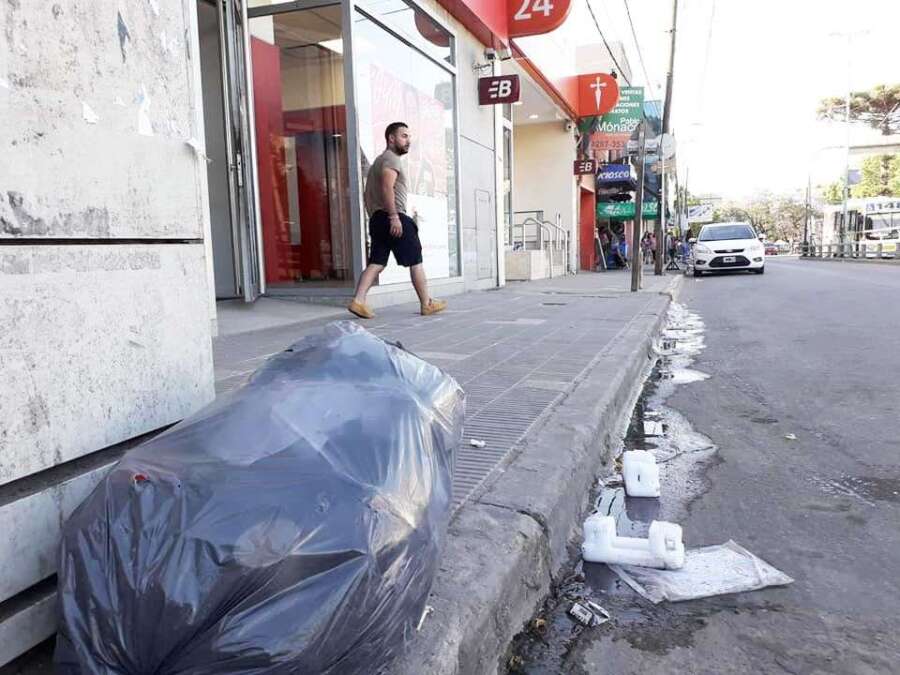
left=213, top=272, right=678, bottom=510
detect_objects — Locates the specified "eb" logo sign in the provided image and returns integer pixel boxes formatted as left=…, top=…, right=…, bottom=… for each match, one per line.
left=478, top=75, right=521, bottom=106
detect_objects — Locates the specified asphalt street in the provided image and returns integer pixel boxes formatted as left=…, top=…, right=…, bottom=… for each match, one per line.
left=559, top=257, right=900, bottom=674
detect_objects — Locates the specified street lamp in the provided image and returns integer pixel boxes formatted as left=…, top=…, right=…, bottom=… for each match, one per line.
left=829, top=29, right=870, bottom=250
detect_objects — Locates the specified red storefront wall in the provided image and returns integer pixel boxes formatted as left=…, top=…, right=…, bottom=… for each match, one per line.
left=579, top=187, right=596, bottom=271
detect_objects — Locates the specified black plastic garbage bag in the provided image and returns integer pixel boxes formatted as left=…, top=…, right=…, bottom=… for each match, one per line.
left=55, top=321, right=464, bottom=674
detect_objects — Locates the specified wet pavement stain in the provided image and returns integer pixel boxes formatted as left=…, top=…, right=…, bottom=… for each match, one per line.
left=811, top=475, right=900, bottom=506
left=506, top=303, right=733, bottom=672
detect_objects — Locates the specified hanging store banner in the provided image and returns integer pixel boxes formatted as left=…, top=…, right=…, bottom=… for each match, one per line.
left=597, top=163, right=633, bottom=183
left=590, top=86, right=644, bottom=152
left=687, top=204, right=715, bottom=224
left=597, top=200, right=659, bottom=220
left=507, top=0, right=573, bottom=38
left=576, top=73, right=620, bottom=118
left=478, top=75, right=521, bottom=105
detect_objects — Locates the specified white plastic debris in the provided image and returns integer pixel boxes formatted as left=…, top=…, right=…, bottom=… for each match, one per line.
left=784, top=433, right=797, bottom=441
left=598, top=472, right=624, bottom=488
left=609, top=540, right=794, bottom=603
left=585, top=601, right=610, bottom=625
left=416, top=604, right=434, bottom=631
left=568, top=602, right=594, bottom=626
left=582, top=514, right=684, bottom=570
left=469, top=439, right=486, bottom=448
left=643, top=420, right=664, bottom=437
left=622, top=450, right=661, bottom=498
left=569, top=601, right=609, bottom=627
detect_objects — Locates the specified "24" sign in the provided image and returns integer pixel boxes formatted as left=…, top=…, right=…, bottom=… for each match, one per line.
left=507, top=0, right=572, bottom=38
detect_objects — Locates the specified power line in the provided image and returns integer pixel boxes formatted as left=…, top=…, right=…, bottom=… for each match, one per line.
left=586, top=0, right=631, bottom=86
left=622, top=0, right=654, bottom=90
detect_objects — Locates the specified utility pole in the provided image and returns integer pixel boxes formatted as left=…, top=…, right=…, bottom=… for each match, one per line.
left=632, top=121, right=647, bottom=292
left=831, top=29, right=869, bottom=254
left=805, top=174, right=811, bottom=254
left=656, top=0, right=678, bottom=276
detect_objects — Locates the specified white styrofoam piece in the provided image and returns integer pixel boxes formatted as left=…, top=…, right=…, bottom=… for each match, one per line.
left=582, top=514, right=685, bottom=570
left=643, top=420, right=665, bottom=437
left=623, top=450, right=661, bottom=498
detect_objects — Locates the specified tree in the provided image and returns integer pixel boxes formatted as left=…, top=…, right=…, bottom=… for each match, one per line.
left=817, top=84, right=900, bottom=136
left=819, top=181, right=844, bottom=204
left=770, top=197, right=813, bottom=242
left=711, top=194, right=818, bottom=242
left=712, top=204, right=751, bottom=224
left=851, top=154, right=900, bottom=198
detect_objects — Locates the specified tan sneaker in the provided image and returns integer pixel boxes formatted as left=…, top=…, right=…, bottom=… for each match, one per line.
left=348, top=300, right=375, bottom=319
left=421, top=299, right=447, bottom=316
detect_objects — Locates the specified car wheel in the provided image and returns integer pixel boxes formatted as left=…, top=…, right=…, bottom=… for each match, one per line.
left=755, top=267, right=765, bottom=275
left=693, top=268, right=703, bottom=277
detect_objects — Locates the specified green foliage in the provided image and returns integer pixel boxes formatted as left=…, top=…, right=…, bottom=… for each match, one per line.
left=818, top=84, right=900, bottom=135
left=712, top=194, right=821, bottom=242
left=820, top=182, right=844, bottom=204
left=851, top=154, right=900, bottom=198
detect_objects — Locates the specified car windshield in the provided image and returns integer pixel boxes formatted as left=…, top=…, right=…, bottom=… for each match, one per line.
left=699, top=225, right=756, bottom=241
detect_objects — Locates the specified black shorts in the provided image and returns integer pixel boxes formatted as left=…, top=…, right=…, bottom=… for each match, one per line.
left=368, top=211, right=423, bottom=267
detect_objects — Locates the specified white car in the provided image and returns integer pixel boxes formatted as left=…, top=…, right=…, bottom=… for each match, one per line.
left=690, top=222, right=766, bottom=276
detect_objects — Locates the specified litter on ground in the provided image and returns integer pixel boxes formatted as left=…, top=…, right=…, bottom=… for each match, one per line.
left=568, top=601, right=610, bottom=627
left=582, top=514, right=685, bottom=569
left=609, top=540, right=793, bottom=603
left=643, top=420, right=665, bottom=437
left=622, top=450, right=661, bottom=498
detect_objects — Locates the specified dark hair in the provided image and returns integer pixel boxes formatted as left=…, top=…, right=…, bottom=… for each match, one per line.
left=385, top=122, right=408, bottom=143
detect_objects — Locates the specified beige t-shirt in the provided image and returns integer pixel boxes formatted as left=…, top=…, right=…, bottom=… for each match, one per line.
left=364, top=149, right=408, bottom=216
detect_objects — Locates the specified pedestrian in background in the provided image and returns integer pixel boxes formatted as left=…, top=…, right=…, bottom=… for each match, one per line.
left=349, top=122, right=447, bottom=320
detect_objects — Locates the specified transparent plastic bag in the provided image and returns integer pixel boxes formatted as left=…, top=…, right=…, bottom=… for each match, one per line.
left=610, top=540, right=793, bottom=603
left=55, top=321, right=465, bottom=674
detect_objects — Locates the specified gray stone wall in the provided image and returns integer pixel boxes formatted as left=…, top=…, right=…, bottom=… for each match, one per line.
left=0, top=0, right=215, bottom=664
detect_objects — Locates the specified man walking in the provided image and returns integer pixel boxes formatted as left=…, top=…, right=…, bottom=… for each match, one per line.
left=348, top=122, right=447, bottom=319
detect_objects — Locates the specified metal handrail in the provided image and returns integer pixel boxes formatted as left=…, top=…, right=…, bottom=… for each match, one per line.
left=514, top=216, right=551, bottom=249
left=517, top=216, right=555, bottom=276
left=804, top=242, right=897, bottom=260
left=509, top=210, right=544, bottom=249
left=543, top=216, right=570, bottom=274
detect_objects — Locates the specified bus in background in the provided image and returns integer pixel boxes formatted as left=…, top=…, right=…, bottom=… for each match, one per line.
left=820, top=198, right=900, bottom=257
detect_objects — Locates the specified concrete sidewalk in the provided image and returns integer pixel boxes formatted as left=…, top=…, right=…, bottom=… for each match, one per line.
left=0, top=271, right=677, bottom=675
left=214, top=270, right=680, bottom=674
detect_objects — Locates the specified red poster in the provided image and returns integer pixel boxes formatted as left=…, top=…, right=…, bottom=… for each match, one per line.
left=369, top=65, right=448, bottom=199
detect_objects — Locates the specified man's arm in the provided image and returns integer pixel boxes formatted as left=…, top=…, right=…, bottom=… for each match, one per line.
left=381, top=169, right=402, bottom=238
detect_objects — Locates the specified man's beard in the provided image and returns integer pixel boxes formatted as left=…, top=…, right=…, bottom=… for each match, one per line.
left=394, top=144, right=410, bottom=155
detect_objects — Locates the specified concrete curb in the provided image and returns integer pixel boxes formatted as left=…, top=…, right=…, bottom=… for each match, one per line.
left=800, top=256, right=900, bottom=267
left=392, top=275, right=681, bottom=675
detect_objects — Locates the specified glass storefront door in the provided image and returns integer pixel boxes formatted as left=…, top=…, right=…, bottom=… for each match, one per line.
left=352, top=4, right=460, bottom=283
left=248, top=3, right=353, bottom=288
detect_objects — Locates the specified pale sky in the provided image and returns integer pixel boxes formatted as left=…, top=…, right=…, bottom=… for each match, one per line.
left=583, top=0, right=900, bottom=199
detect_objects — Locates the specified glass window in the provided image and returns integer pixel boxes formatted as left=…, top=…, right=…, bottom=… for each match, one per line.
left=354, top=10, right=460, bottom=281
left=357, top=1, right=454, bottom=65
left=699, top=224, right=756, bottom=241
left=248, top=6, right=353, bottom=287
